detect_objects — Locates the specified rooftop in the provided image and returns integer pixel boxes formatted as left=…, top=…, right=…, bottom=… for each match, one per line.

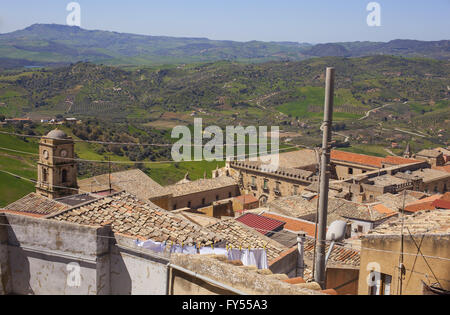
left=404, top=193, right=450, bottom=213
left=433, top=165, right=450, bottom=173
left=416, top=149, right=443, bottom=158
left=370, top=174, right=408, bottom=187
left=78, top=169, right=167, bottom=200
left=382, top=156, right=421, bottom=166
left=55, top=193, right=99, bottom=207
left=235, top=213, right=286, bottom=236
left=368, top=209, right=450, bottom=236
left=170, top=253, right=324, bottom=295
left=375, top=192, right=421, bottom=211
left=2, top=193, right=69, bottom=217
left=331, top=150, right=384, bottom=168
left=268, top=194, right=396, bottom=223
left=44, top=129, right=68, bottom=140
left=410, top=168, right=450, bottom=183
left=235, top=194, right=259, bottom=205
left=161, top=176, right=238, bottom=198
left=262, top=212, right=317, bottom=237
left=206, top=218, right=287, bottom=261
left=49, top=191, right=223, bottom=246
left=230, top=160, right=315, bottom=181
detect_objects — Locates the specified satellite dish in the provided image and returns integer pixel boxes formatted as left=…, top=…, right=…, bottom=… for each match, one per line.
left=326, top=220, right=347, bottom=242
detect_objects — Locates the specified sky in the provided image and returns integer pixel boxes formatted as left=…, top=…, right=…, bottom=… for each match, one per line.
left=0, top=0, right=449, bottom=43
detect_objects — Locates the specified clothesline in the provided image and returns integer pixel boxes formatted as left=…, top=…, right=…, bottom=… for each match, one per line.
left=136, top=239, right=269, bottom=269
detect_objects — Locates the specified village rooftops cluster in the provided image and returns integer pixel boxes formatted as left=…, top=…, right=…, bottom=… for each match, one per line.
left=368, top=209, right=450, bottom=236
left=48, top=191, right=223, bottom=246
left=1, top=192, right=69, bottom=217
left=267, top=194, right=397, bottom=223
left=331, top=150, right=421, bottom=169
left=206, top=218, right=287, bottom=261
left=78, top=169, right=168, bottom=200
left=230, top=160, right=316, bottom=181
left=160, top=176, right=238, bottom=198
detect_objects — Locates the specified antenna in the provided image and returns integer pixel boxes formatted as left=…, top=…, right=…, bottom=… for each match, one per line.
left=398, top=189, right=407, bottom=295
left=108, top=156, right=112, bottom=193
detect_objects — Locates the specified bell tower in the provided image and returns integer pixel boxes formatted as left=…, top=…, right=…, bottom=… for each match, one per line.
left=36, top=129, right=78, bottom=199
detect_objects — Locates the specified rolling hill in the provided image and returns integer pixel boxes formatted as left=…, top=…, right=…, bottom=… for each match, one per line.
left=0, top=24, right=449, bottom=68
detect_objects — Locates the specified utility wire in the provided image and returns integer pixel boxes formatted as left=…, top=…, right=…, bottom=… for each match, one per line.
left=0, top=144, right=302, bottom=165
left=0, top=130, right=296, bottom=148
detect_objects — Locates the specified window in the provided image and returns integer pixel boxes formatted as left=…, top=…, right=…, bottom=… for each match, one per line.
left=215, top=195, right=219, bottom=201
left=275, top=182, right=280, bottom=191
left=42, top=168, right=48, bottom=183
left=357, top=225, right=364, bottom=233
left=251, top=176, right=256, bottom=187
left=263, top=179, right=269, bottom=190
left=369, top=273, right=392, bottom=295
left=228, top=192, right=232, bottom=198
left=293, top=185, right=299, bottom=195
left=62, top=169, right=68, bottom=183
left=348, top=168, right=354, bottom=175
left=202, top=198, right=206, bottom=205
left=172, top=204, right=177, bottom=210
left=187, top=201, right=191, bottom=208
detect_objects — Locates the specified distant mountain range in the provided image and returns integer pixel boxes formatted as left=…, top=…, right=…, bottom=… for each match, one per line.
left=0, top=24, right=449, bottom=68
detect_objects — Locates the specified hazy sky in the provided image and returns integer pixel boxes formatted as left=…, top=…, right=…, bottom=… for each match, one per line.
left=1, top=0, right=449, bottom=43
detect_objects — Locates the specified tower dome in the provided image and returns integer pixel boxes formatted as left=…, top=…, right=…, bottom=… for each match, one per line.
left=45, top=129, right=68, bottom=140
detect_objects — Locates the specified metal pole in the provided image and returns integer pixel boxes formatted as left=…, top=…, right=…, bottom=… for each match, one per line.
left=297, top=232, right=306, bottom=278
left=314, top=67, right=335, bottom=289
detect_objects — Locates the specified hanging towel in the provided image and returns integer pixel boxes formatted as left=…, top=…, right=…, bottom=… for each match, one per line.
left=199, top=247, right=228, bottom=255
left=170, top=244, right=183, bottom=253
left=227, top=248, right=243, bottom=261
left=199, top=247, right=215, bottom=255
left=182, top=246, right=198, bottom=255
left=241, top=249, right=258, bottom=267
left=213, top=248, right=228, bottom=256
left=252, top=249, right=269, bottom=269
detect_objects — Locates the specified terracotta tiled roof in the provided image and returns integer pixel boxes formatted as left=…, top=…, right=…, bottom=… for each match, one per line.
left=433, top=199, right=450, bottom=209
left=331, top=150, right=384, bottom=168
left=404, top=194, right=442, bottom=213
left=78, top=169, right=167, bottom=200
left=369, top=209, right=450, bottom=235
left=269, top=195, right=394, bottom=222
left=382, top=156, right=421, bottom=166
left=235, top=194, right=258, bottom=205
left=161, top=176, right=238, bottom=197
left=375, top=193, right=420, bottom=211
left=236, top=213, right=286, bottom=235
left=206, top=219, right=287, bottom=260
left=49, top=191, right=223, bottom=246
left=262, top=212, right=317, bottom=237
left=410, top=168, right=450, bottom=183
left=303, top=238, right=360, bottom=267
left=433, top=165, right=450, bottom=173
left=372, top=204, right=396, bottom=215
left=2, top=193, right=69, bottom=217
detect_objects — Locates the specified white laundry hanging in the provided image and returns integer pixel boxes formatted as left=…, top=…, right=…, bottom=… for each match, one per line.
left=199, top=247, right=228, bottom=255
left=226, top=248, right=268, bottom=269
left=135, top=239, right=166, bottom=253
